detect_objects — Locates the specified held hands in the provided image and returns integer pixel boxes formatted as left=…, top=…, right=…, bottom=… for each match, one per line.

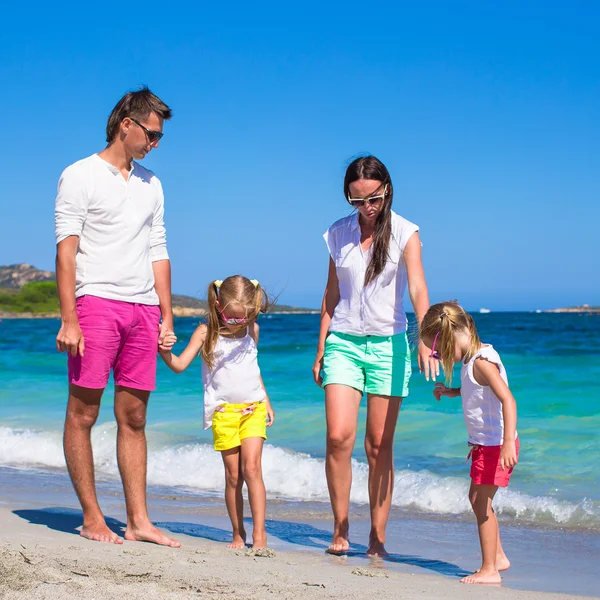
left=56, top=318, right=85, bottom=357
left=158, top=319, right=175, bottom=351
left=418, top=341, right=439, bottom=382
left=312, top=351, right=324, bottom=387
left=500, top=439, right=518, bottom=471
left=159, top=330, right=177, bottom=353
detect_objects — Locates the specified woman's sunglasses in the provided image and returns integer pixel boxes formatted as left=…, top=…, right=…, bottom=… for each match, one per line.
left=130, top=118, right=164, bottom=143
left=347, top=184, right=388, bottom=209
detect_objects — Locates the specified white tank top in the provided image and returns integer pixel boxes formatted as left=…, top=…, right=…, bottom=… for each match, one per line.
left=460, top=344, right=517, bottom=446
left=201, top=333, right=267, bottom=429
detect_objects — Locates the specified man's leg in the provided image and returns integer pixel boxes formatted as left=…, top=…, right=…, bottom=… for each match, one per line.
left=114, top=385, right=180, bottom=547
left=64, top=383, right=122, bottom=544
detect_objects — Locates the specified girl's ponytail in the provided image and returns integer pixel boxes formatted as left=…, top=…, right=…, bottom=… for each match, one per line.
left=202, top=280, right=222, bottom=370
left=420, top=301, right=481, bottom=386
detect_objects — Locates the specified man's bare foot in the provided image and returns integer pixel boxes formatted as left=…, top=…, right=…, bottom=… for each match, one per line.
left=326, top=535, right=350, bottom=555
left=227, top=531, right=247, bottom=549
left=252, top=530, right=267, bottom=549
left=124, top=523, right=181, bottom=547
left=461, top=569, right=501, bottom=584
left=366, top=539, right=389, bottom=557
left=80, top=522, right=123, bottom=544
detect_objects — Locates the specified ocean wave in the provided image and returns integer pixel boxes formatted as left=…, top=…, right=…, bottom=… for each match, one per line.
left=1, top=424, right=598, bottom=529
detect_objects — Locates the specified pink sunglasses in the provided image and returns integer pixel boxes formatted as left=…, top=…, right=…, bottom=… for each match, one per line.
left=219, top=309, right=250, bottom=326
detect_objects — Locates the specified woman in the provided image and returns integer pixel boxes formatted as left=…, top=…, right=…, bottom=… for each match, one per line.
left=313, top=155, right=437, bottom=556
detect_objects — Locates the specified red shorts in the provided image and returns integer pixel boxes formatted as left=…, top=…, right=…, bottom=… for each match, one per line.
left=68, top=295, right=161, bottom=391
left=469, top=438, right=520, bottom=487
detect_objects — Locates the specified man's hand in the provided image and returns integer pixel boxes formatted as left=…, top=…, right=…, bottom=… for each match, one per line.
left=158, top=319, right=174, bottom=351
left=56, top=318, right=85, bottom=357
left=159, top=331, right=177, bottom=353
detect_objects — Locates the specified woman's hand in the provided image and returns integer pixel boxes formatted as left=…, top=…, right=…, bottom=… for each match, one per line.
left=312, top=351, right=324, bottom=387
left=418, top=341, right=439, bottom=382
left=266, top=402, right=275, bottom=427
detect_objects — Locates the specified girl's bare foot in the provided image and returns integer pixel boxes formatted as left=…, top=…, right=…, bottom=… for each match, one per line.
left=461, top=568, right=501, bottom=584
left=252, top=530, right=267, bottom=549
left=496, top=555, right=511, bottom=571
left=227, top=531, right=247, bottom=549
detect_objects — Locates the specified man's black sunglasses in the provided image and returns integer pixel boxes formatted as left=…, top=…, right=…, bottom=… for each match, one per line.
left=130, top=118, right=164, bottom=143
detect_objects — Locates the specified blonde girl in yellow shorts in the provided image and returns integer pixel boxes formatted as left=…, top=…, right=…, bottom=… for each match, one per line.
left=159, top=276, right=275, bottom=549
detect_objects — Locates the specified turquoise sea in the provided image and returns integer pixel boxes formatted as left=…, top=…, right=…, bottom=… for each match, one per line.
left=2, top=312, right=600, bottom=595
left=1, top=312, right=599, bottom=532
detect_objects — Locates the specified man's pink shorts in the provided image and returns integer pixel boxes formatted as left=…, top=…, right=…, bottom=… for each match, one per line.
left=68, top=295, right=161, bottom=391
left=469, top=438, right=520, bottom=487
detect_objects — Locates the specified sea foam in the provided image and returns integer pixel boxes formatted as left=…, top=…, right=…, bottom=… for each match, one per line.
left=1, top=424, right=598, bottom=529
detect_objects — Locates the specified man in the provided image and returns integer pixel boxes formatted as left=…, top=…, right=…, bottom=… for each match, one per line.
left=55, top=87, right=180, bottom=546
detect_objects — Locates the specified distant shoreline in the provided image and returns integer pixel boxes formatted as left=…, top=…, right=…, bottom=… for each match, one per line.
left=0, top=309, right=320, bottom=319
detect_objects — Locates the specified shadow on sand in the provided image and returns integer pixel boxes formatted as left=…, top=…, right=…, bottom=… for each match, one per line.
left=13, top=508, right=468, bottom=577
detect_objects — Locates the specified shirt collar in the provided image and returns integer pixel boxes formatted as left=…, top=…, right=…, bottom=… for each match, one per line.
left=94, top=154, right=136, bottom=177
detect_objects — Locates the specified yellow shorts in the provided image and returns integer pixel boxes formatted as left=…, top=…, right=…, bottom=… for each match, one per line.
left=211, top=402, right=267, bottom=452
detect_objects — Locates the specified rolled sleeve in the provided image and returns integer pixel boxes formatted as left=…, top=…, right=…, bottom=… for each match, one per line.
left=54, top=165, right=89, bottom=244
left=149, top=177, right=169, bottom=262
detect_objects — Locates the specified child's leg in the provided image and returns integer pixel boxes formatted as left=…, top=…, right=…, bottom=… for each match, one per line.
left=240, top=437, right=267, bottom=548
left=220, top=447, right=246, bottom=549
left=494, top=513, right=510, bottom=571
left=461, top=483, right=502, bottom=584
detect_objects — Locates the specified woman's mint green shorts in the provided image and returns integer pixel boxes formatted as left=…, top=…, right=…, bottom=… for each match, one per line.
left=322, top=331, right=412, bottom=397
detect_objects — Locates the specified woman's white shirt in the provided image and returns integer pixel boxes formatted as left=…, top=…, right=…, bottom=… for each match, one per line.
left=323, top=210, right=419, bottom=336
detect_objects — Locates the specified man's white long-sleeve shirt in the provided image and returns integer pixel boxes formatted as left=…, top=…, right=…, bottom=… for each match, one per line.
left=54, top=154, right=169, bottom=305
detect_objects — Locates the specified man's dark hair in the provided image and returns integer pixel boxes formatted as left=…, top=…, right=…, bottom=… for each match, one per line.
left=106, top=86, right=172, bottom=143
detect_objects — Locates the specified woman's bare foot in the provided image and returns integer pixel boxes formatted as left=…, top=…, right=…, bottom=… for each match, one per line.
left=252, top=530, right=267, bottom=549
left=227, top=531, right=247, bottom=549
left=461, top=568, right=501, bottom=585
left=80, top=522, right=123, bottom=544
left=124, top=523, right=181, bottom=547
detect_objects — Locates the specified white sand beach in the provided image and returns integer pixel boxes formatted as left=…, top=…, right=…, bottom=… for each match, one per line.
left=0, top=504, right=595, bottom=600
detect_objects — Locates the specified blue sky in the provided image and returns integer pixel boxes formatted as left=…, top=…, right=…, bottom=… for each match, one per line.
left=1, top=1, right=598, bottom=310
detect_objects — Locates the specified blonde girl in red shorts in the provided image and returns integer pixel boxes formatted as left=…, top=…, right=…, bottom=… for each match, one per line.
left=420, top=301, right=519, bottom=585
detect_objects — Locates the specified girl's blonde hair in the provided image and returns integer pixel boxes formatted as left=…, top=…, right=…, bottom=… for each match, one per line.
left=419, top=301, right=481, bottom=385
left=202, top=275, right=271, bottom=370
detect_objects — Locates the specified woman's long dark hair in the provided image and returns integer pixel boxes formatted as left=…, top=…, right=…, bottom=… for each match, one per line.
left=343, top=155, right=393, bottom=286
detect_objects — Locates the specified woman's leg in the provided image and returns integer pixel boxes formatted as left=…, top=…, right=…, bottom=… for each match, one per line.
left=240, top=437, right=267, bottom=548
left=461, top=483, right=502, bottom=584
left=325, top=384, right=362, bottom=554
left=364, top=393, right=402, bottom=556
left=221, top=447, right=246, bottom=548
